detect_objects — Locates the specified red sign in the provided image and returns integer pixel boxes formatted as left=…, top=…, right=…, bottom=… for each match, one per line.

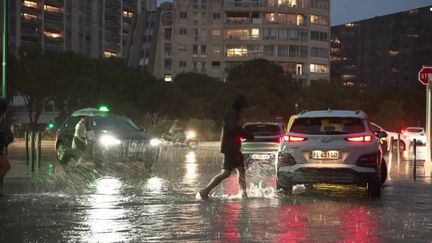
left=418, top=66, right=432, bottom=85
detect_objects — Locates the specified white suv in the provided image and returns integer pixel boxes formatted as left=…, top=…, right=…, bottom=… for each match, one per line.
left=276, top=110, right=387, bottom=197
left=402, top=127, right=426, bottom=145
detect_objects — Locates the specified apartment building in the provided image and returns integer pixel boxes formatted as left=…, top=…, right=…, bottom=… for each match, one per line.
left=331, top=5, right=432, bottom=87
left=156, top=0, right=330, bottom=86
left=5, top=0, right=156, bottom=61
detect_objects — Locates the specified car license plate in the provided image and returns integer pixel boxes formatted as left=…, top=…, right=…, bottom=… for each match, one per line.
left=311, top=150, right=340, bottom=160
left=251, top=154, right=271, bottom=160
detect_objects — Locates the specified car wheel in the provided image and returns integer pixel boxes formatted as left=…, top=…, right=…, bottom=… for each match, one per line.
left=367, top=179, right=381, bottom=197
left=57, top=142, right=69, bottom=164
left=381, top=159, right=388, bottom=185
left=276, top=180, right=293, bottom=194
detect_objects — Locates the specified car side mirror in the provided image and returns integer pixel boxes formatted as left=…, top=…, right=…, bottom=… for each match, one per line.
left=377, top=131, right=388, bottom=138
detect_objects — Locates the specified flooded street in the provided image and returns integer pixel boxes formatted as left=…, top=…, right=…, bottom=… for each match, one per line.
left=1, top=144, right=432, bottom=242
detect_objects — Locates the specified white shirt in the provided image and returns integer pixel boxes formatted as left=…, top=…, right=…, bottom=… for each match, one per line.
left=74, top=120, right=87, bottom=138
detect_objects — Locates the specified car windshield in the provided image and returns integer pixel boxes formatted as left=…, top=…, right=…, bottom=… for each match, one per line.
left=407, top=128, right=423, bottom=133
left=290, top=117, right=365, bottom=135
left=91, top=116, right=140, bottom=132
left=244, top=124, right=282, bottom=136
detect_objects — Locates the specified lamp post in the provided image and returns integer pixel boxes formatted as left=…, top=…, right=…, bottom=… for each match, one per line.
left=2, top=0, right=7, bottom=99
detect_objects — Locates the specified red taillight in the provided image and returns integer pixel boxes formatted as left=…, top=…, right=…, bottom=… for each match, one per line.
left=345, top=135, right=372, bottom=142
left=283, top=135, right=307, bottom=142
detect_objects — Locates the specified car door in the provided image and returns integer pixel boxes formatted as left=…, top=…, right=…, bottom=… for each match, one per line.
left=62, top=116, right=80, bottom=149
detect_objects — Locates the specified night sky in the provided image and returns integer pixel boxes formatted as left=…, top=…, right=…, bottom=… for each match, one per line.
left=331, top=0, right=432, bottom=25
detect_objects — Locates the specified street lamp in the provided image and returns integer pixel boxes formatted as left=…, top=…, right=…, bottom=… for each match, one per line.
left=2, top=0, right=8, bottom=99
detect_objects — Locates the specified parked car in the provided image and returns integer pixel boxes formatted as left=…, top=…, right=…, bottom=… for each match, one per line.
left=55, top=108, right=162, bottom=166
left=402, top=127, right=426, bottom=145
left=370, top=122, right=410, bottom=152
left=276, top=110, right=387, bottom=197
left=241, top=122, right=285, bottom=164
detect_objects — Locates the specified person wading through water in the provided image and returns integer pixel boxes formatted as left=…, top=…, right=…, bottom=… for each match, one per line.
left=198, top=94, right=253, bottom=199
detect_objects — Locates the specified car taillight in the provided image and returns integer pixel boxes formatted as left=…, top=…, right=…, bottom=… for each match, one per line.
left=356, top=152, right=380, bottom=167
left=283, top=135, right=307, bottom=142
left=345, top=135, right=372, bottom=142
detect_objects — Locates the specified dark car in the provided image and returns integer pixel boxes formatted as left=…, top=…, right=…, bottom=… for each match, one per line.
left=55, top=111, right=162, bottom=166
left=241, top=122, right=286, bottom=163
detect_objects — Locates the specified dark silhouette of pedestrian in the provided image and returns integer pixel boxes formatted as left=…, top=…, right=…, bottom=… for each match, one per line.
left=198, top=94, right=253, bottom=199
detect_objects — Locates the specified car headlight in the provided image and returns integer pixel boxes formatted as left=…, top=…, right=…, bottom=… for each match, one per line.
left=185, top=130, right=196, bottom=139
left=99, top=135, right=121, bottom=147
left=150, top=138, right=162, bottom=147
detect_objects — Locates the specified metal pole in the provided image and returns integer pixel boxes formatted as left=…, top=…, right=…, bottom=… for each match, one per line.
left=25, top=131, right=29, bottom=166
left=30, top=132, right=35, bottom=172
left=426, top=84, right=431, bottom=164
left=388, top=137, right=393, bottom=167
left=397, top=133, right=401, bottom=167
left=36, top=132, right=41, bottom=169
left=2, top=0, right=8, bottom=98
left=413, top=139, right=417, bottom=180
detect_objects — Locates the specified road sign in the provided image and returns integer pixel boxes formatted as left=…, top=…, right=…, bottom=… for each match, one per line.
left=418, top=66, right=432, bottom=85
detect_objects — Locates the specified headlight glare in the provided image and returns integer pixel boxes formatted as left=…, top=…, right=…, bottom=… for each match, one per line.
left=150, top=138, right=162, bottom=146
left=99, top=135, right=121, bottom=147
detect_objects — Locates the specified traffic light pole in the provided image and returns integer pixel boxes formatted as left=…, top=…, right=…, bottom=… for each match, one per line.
left=2, top=0, right=8, bottom=98
left=426, top=83, right=432, bottom=165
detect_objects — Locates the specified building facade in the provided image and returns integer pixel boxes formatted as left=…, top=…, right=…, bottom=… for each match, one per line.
left=5, top=0, right=156, bottom=62
left=331, top=5, right=432, bottom=87
left=155, top=0, right=330, bottom=86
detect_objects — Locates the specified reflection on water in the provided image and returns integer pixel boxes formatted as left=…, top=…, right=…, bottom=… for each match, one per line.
left=183, top=151, right=198, bottom=183
left=145, top=177, right=164, bottom=193
left=82, top=177, right=131, bottom=243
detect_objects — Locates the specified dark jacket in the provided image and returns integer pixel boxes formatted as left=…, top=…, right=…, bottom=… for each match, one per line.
left=0, top=122, right=13, bottom=155
left=220, top=109, right=253, bottom=154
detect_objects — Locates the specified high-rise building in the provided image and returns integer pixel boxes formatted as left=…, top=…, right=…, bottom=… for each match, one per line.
left=6, top=0, right=156, bottom=62
left=331, top=5, right=432, bottom=87
left=155, top=0, right=330, bottom=86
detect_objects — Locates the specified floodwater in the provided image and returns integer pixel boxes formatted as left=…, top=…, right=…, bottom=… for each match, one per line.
left=1, top=146, right=432, bottom=242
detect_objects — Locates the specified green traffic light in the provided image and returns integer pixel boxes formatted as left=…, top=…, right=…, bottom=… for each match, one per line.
left=98, top=105, right=110, bottom=112
left=48, top=123, right=55, bottom=129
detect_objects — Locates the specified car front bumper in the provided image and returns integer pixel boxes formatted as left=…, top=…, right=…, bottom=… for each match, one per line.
left=277, top=164, right=377, bottom=185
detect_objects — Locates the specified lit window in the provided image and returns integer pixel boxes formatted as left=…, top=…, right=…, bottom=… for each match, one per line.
left=251, top=28, right=260, bottom=39
left=23, top=1, right=38, bottom=8
left=345, top=23, right=357, bottom=27
left=44, top=31, right=62, bottom=38
left=123, top=11, right=133, bottom=18
left=310, top=15, right=328, bottom=25
left=388, top=50, right=399, bottom=57
left=226, top=47, right=248, bottom=57
left=22, top=13, right=38, bottom=20
left=44, top=4, right=62, bottom=13
left=164, top=74, right=172, bottom=82
left=310, top=64, right=328, bottom=73
left=212, top=29, right=221, bottom=36
left=103, top=51, right=117, bottom=57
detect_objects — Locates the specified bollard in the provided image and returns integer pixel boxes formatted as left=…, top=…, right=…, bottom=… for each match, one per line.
left=413, top=139, right=417, bottom=180
left=24, top=131, right=29, bottom=166
left=36, top=132, right=42, bottom=169
left=397, top=133, right=401, bottom=167
left=29, top=132, right=35, bottom=172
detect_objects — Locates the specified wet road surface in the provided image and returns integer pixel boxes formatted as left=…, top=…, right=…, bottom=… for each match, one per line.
left=1, top=143, right=432, bottom=242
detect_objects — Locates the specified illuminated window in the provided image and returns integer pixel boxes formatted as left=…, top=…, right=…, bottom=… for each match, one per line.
left=123, top=10, right=133, bottom=18
left=345, top=23, right=357, bottom=27
left=226, top=29, right=249, bottom=40
left=103, top=51, right=117, bottom=57
left=310, top=15, right=329, bottom=25
left=310, top=64, right=328, bottom=73
left=226, top=46, right=248, bottom=57
left=212, top=29, right=221, bottom=36
left=164, top=74, right=172, bottom=82
left=44, top=5, right=62, bottom=13
left=388, top=50, right=399, bottom=57
left=22, top=13, right=38, bottom=20
left=265, top=13, right=276, bottom=23
left=251, top=28, right=260, bottom=39
left=44, top=31, right=62, bottom=38
left=23, top=1, right=38, bottom=8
